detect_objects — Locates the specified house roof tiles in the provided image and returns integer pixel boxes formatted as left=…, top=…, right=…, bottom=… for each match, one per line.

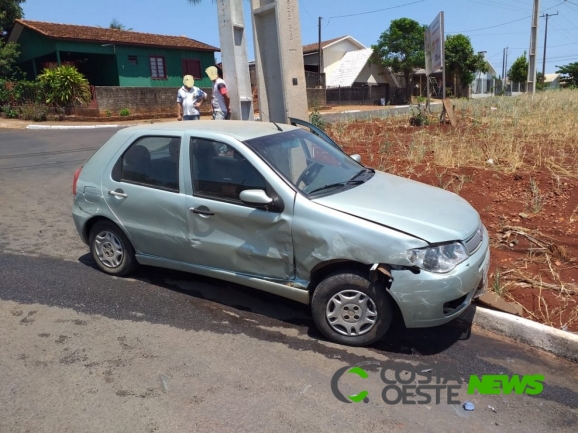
left=302, top=36, right=349, bottom=54
left=13, top=19, right=219, bottom=52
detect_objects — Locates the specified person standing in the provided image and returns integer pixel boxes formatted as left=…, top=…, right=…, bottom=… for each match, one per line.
left=177, top=75, right=206, bottom=121
left=205, top=66, right=230, bottom=120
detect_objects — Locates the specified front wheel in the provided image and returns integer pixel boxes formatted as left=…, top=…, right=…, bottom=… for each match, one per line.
left=89, top=221, right=138, bottom=276
left=311, top=271, right=392, bottom=346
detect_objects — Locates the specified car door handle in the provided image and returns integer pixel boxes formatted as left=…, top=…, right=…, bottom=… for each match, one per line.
left=108, top=190, right=128, bottom=198
left=190, top=207, right=215, bottom=216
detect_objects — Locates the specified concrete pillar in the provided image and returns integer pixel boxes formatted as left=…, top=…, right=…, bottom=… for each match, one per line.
left=217, top=0, right=254, bottom=120
left=251, top=0, right=308, bottom=123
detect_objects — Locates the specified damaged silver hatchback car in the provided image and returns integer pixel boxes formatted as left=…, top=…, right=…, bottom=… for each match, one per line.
left=72, top=119, right=489, bottom=346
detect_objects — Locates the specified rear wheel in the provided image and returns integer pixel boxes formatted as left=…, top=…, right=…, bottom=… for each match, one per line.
left=311, top=271, right=392, bottom=346
left=89, top=221, right=138, bottom=276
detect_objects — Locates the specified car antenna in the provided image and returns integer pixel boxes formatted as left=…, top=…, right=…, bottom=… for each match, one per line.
left=260, top=111, right=283, bottom=132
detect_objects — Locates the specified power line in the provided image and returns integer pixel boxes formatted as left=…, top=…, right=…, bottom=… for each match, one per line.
left=449, top=1, right=565, bottom=33
left=466, top=0, right=530, bottom=13
left=327, top=0, right=425, bottom=20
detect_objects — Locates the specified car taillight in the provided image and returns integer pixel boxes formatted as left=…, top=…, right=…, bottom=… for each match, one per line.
left=72, top=167, right=82, bottom=195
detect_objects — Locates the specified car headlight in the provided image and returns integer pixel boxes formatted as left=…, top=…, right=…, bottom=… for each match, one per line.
left=406, top=242, right=468, bottom=273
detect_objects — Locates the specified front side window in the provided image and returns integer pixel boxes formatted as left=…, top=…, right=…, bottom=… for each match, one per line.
left=113, top=136, right=181, bottom=192
left=245, top=129, right=369, bottom=196
left=150, top=56, right=166, bottom=79
left=190, top=138, right=267, bottom=202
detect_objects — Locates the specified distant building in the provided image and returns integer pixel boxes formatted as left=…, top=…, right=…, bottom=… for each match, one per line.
left=9, top=19, right=219, bottom=88
left=543, top=73, right=561, bottom=89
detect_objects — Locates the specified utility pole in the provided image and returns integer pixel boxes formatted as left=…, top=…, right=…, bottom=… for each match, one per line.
left=504, top=47, right=509, bottom=88
left=318, top=17, right=322, bottom=74
left=502, top=48, right=506, bottom=82
left=541, top=12, right=558, bottom=78
left=527, top=0, right=540, bottom=94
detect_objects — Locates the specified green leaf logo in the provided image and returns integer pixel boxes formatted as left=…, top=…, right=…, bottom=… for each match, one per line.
left=347, top=367, right=369, bottom=403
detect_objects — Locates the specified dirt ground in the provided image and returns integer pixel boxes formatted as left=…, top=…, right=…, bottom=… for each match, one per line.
left=329, top=120, right=578, bottom=333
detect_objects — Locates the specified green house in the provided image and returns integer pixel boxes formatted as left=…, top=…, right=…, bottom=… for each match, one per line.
left=8, top=19, right=220, bottom=88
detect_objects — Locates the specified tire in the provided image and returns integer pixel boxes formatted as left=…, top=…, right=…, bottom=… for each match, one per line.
left=311, top=271, right=392, bottom=346
left=89, top=221, right=138, bottom=276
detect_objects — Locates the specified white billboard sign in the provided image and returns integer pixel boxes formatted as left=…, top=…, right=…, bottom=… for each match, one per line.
left=425, top=12, right=444, bottom=76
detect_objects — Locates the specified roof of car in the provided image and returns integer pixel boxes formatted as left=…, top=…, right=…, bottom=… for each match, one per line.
left=121, top=120, right=299, bottom=141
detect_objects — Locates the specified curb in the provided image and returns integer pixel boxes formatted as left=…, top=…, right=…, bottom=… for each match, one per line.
left=462, top=304, right=578, bottom=361
left=26, top=124, right=135, bottom=130
left=319, top=102, right=442, bottom=123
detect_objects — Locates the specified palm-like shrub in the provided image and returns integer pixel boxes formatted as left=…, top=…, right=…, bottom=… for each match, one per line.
left=37, top=65, right=92, bottom=108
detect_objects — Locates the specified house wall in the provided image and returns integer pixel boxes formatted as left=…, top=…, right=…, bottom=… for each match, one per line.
left=546, top=78, right=560, bottom=89
left=16, top=28, right=56, bottom=62
left=114, top=47, right=214, bottom=88
left=303, top=52, right=319, bottom=66
left=355, top=63, right=397, bottom=87
left=95, top=86, right=213, bottom=115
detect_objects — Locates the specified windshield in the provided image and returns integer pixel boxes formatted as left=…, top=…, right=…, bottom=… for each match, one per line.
left=245, top=129, right=370, bottom=196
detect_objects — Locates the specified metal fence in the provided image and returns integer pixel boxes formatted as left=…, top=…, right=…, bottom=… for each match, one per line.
left=493, top=81, right=526, bottom=95
left=305, top=71, right=325, bottom=88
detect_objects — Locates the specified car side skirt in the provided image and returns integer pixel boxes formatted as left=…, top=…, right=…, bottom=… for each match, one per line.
left=136, top=254, right=311, bottom=304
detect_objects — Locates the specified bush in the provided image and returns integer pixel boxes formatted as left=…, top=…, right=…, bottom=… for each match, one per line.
left=0, top=80, right=10, bottom=105
left=309, top=106, right=326, bottom=131
left=2, top=104, right=18, bottom=119
left=409, top=104, right=430, bottom=126
left=119, top=108, right=130, bottom=116
left=37, top=65, right=91, bottom=108
left=20, top=103, right=48, bottom=122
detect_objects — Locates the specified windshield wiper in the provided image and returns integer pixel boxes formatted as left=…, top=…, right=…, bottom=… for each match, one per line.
left=308, top=168, right=373, bottom=195
left=309, top=180, right=364, bottom=195
left=349, top=168, right=373, bottom=182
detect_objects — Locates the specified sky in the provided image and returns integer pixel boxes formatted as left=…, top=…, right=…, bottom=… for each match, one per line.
left=21, top=0, right=578, bottom=76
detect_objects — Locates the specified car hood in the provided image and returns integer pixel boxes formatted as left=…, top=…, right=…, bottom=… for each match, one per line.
left=313, top=171, right=480, bottom=243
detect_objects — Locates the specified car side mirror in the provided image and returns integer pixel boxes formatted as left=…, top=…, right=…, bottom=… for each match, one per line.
left=239, top=189, right=273, bottom=205
left=350, top=154, right=361, bottom=163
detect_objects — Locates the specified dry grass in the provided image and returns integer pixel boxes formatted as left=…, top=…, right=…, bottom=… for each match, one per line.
left=496, top=225, right=578, bottom=330
left=328, top=89, right=578, bottom=178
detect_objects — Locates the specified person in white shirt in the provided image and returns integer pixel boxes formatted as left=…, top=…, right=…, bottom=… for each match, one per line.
left=205, top=66, right=230, bottom=120
left=177, top=75, right=206, bottom=121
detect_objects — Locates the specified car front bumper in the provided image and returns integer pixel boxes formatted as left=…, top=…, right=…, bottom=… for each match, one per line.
left=388, top=226, right=490, bottom=328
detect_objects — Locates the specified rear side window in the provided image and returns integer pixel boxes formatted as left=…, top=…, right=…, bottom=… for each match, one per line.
left=189, top=138, right=267, bottom=202
left=112, top=136, right=181, bottom=192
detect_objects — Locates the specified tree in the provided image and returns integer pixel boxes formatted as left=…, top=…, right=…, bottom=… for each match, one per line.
left=0, top=1, right=25, bottom=78
left=372, top=18, right=426, bottom=101
left=508, top=52, right=528, bottom=86
left=0, top=38, right=19, bottom=77
left=0, top=0, right=25, bottom=36
left=108, top=19, right=131, bottom=31
left=536, top=71, right=545, bottom=91
left=556, top=62, right=578, bottom=87
left=445, top=34, right=487, bottom=98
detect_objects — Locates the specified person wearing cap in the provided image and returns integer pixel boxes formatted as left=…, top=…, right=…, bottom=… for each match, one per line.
left=177, top=75, right=207, bottom=121
left=205, top=66, right=231, bottom=120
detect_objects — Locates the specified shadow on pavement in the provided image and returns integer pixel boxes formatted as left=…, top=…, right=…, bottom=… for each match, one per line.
left=78, top=253, right=471, bottom=356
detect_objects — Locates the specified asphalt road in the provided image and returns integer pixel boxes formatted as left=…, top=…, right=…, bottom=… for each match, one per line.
left=0, top=128, right=577, bottom=433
